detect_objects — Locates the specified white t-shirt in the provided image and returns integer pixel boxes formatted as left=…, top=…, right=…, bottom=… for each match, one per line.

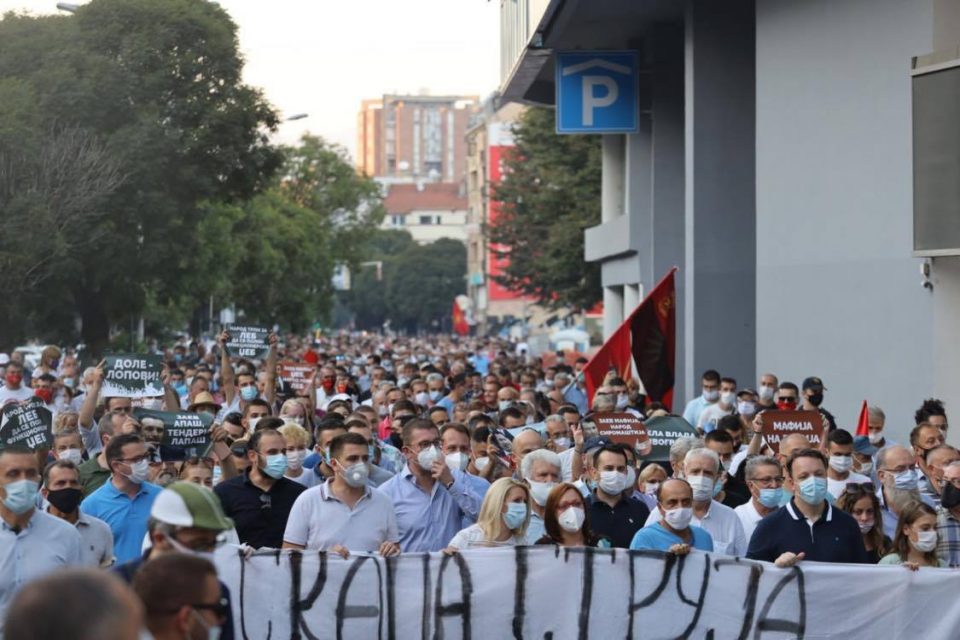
left=0, top=385, right=34, bottom=407
left=448, top=523, right=521, bottom=550
left=827, top=472, right=872, bottom=499
left=282, top=480, right=398, bottom=552
left=559, top=447, right=577, bottom=482
left=734, top=499, right=767, bottom=542
left=286, top=468, right=319, bottom=489
left=697, top=403, right=733, bottom=432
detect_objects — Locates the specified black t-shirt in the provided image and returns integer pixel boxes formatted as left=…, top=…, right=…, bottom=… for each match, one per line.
left=587, top=494, right=651, bottom=548
left=214, top=472, right=306, bottom=549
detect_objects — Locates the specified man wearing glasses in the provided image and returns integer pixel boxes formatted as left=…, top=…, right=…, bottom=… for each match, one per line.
left=133, top=553, right=230, bottom=640
left=81, top=433, right=163, bottom=563
left=380, top=418, right=484, bottom=552
left=118, top=481, right=237, bottom=640
left=735, top=456, right=784, bottom=540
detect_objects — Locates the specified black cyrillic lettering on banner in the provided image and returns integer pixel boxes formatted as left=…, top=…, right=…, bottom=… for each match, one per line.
left=237, top=548, right=266, bottom=640
left=512, top=545, right=528, bottom=640
left=296, top=551, right=328, bottom=640
left=577, top=547, right=594, bottom=640
left=754, top=567, right=806, bottom=639
left=289, top=551, right=303, bottom=640
left=433, top=551, right=473, bottom=640
left=336, top=556, right=383, bottom=640
left=627, top=551, right=676, bottom=640
left=422, top=554, right=432, bottom=640
left=675, top=553, right=711, bottom=639
left=385, top=555, right=398, bottom=640
left=713, top=558, right=763, bottom=640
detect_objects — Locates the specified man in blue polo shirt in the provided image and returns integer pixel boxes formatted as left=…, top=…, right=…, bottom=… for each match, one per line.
left=630, top=479, right=713, bottom=553
left=747, top=448, right=868, bottom=567
left=80, top=433, right=162, bottom=563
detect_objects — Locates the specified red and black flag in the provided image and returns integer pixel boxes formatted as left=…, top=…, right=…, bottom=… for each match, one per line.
left=584, top=268, right=677, bottom=410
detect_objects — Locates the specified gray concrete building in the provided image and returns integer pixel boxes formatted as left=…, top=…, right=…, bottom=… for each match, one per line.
left=500, top=0, right=958, bottom=442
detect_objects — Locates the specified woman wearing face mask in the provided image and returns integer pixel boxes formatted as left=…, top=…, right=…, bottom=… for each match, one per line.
left=638, top=463, right=668, bottom=510
left=444, top=478, right=530, bottom=552
left=278, top=424, right=318, bottom=488
left=536, top=483, right=610, bottom=548
left=837, top=484, right=889, bottom=563
left=179, top=457, right=214, bottom=488
left=279, top=399, right=309, bottom=429
left=879, top=501, right=945, bottom=568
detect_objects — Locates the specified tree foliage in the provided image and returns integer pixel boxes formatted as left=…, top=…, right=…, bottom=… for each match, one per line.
left=488, top=107, right=602, bottom=310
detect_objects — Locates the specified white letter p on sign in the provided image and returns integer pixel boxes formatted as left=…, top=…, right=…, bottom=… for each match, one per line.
left=582, top=76, right=618, bottom=126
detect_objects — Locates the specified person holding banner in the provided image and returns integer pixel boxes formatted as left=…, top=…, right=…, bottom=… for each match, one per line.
left=519, top=448, right=561, bottom=543
left=630, top=479, right=713, bottom=554
left=586, top=443, right=650, bottom=548
left=445, top=477, right=531, bottom=551
left=535, top=482, right=610, bottom=548
left=735, top=456, right=784, bottom=541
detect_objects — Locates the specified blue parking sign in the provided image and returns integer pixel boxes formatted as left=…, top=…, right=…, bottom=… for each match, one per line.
left=556, top=51, right=639, bottom=134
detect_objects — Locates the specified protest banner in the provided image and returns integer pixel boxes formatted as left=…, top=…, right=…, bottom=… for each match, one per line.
left=226, top=325, right=270, bottom=359
left=214, top=546, right=960, bottom=639
left=133, top=408, right=212, bottom=450
left=760, top=410, right=824, bottom=454
left=635, top=415, right=697, bottom=462
left=0, top=398, right=53, bottom=450
left=102, top=354, right=165, bottom=398
left=280, top=361, right=316, bottom=393
left=592, top=412, right=651, bottom=455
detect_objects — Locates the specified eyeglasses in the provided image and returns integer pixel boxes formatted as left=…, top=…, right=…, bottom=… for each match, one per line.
left=190, top=598, right=230, bottom=621
left=750, top=476, right=784, bottom=487
left=843, top=482, right=876, bottom=495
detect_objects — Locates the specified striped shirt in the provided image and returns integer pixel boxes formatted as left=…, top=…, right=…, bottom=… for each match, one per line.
left=936, top=506, right=960, bottom=567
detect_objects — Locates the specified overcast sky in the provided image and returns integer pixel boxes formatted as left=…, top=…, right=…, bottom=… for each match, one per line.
left=0, top=0, right=501, bottom=160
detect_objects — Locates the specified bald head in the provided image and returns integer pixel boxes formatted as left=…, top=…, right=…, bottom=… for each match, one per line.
left=658, top=478, right=693, bottom=510
left=513, top=429, right=544, bottom=467
left=779, top=434, right=810, bottom=458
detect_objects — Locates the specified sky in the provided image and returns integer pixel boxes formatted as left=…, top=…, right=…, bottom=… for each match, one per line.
left=0, top=0, right=502, bottom=160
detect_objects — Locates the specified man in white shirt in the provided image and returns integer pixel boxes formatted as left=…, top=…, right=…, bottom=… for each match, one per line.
left=0, top=362, right=34, bottom=407
left=697, top=377, right=737, bottom=434
left=520, top=449, right=561, bottom=543
left=825, top=429, right=871, bottom=499
left=283, top=432, right=400, bottom=557
left=735, top=455, right=784, bottom=541
left=645, top=446, right=747, bottom=556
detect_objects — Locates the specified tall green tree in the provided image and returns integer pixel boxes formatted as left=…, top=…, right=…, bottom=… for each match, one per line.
left=0, top=0, right=281, bottom=354
left=489, top=107, right=602, bottom=310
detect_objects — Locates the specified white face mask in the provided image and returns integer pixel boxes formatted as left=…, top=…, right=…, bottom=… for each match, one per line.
left=829, top=455, right=852, bottom=474
left=58, top=448, right=83, bottom=466
left=283, top=415, right=304, bottom=427
left=911, top=529, right=938, bottom=552
left=558, top=506, right=585, bottom=533
left=444, top=452, right=469, bottom=472
left=703, top=389, right=719, bottom=402
left=759, top=385, right=776, bottom=402
left=286, top=450, right=307, bottom=471
left=662, top=506, right=694, bottom=530
left=415, top=392, right=430, bottom=406
left=341, top=461, right=370, bottom=488
left=720, top=391, right=736, bottom=406
left=528, top=480, right=556, bottom=507
left=598, top=470, right=627, bottom=495
left=474, top=456, right=490, bottom=472
left=417, top=445, right=440, bottom=470
left=616, top=394, right=629, bottom=410
left=868, top=431, right=883, bottom=445
left=553, top=437, right=571, bottom=451
left=644, top=481, right=660, bottom=496
left=737, top=401, right=756, bottom=416
left=858, top=461, right=874, bottom=475
left=498, top=400, right=512, bottom=412
left=247, top=417, right=261, bottom=432
left=124, top=459, right=150, bottom=485
left=687, top=474, right=715, bottom=502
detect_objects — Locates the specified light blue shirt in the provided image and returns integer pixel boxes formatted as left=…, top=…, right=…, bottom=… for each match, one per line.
left=1, top=510, right=83, bottom=634
left=629, top=521, right=714, bottom=552
left=682, top=396, right=711, bottom=427
left=436, top=395, right=456, bottom=415
left=460, top=473, right=491, bottom=528
left=526, top=512, right=546, bottom=544
left=878, top=487, right=934, bottom=539
left=562, top=383, right=588, bottom=415
left=80, top=478, right=162, bottom=563
left=379, top=466, right=484, bottom=552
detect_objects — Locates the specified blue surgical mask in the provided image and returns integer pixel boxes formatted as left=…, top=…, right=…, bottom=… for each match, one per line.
left=240, top=386, right=258, bottom=402
left=2, top=479, right=39, bottom=515
left=429, top=390, right=442, bottom=401
left=758, top=487, right=783, bottom=508
left=503, top=502, right=528, bottom=530
left=798, top=476, right=828, bottom=505
left=893, top=468, right=919, bottom=491
left=262, top=453, right=288, bottom=479
left=368, top=444, right=377, bottom=460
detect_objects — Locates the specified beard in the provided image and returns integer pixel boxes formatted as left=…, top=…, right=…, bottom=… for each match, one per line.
left=888, top=487, right=922, bottom=512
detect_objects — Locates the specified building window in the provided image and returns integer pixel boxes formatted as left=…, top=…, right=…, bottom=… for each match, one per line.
left=419, top=215, right=433, bottom=225
left=392, top=215, right=404, bottom=226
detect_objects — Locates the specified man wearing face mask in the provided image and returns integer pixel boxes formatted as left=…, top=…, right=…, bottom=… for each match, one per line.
left=747, top=449, right=867, bottom=566
left=32, top=373, right=59, bottom=419
left=42, top=460, right=114, bottom=567
left=0, top=446, right=83, bottom=633
left=441, top=423, right=490, bottom=505
left=911, top=422, right=947, bottom=502
left=936, top=460, right=960, bottom=567
left=520, top=448, right=561, bottom=543
left=283, top=433, right=400, bottom=557
left=825, top=429, right=871, bottom=499
left=630, top=479, right=713, bottom=553
left=876, top=445, right=934, bottom=539
left=214, top=428, right=305, bottom=549
left=682, top=369, right=721, bottom=428
left=756, top=373, right=779, bottom=412
left=585, top=444, right=650, bottom=548
left=80, top=433, right=162, bottom=563
left=646, top=447, right=746, bottom=555
left=800, top=377, right=837, bottom=432
left=735, top=456, right=784, bottom=540
left=696, top=377, right=737, bottom=434
left=866, top=405, right=895, bottom=449
left=380, top=419, right=484, bottom=552
left=852, top=435, right=878, bottom=478
left=0, top=361, right=34, bottom=406
left=921, top=445, right=960, bottom=508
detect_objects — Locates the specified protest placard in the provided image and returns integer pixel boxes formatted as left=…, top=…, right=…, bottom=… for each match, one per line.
left=214, top=546, right=960, bottom=639
left=0, top=398, right=53, bottom=450
left=642, top=415, right=698, bottom=461
left=133, top=408, right=212, bottom=450
left=592, top=412, right=651, bottom=455
left=101, top=354, right=165, bottom=398
left=760, top=409, right=824, bottom=453
left=280, top=361, right=316, bottom=393
left=226, top=324, right=270, bottom=359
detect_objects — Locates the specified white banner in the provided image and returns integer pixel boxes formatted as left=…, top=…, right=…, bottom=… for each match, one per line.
left=214, top=546, right=960, bottom=639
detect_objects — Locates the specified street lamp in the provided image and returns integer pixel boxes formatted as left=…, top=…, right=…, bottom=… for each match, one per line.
left=284, top=113, right=309, bottom=122
left=56, top=2, right=80, bottom=12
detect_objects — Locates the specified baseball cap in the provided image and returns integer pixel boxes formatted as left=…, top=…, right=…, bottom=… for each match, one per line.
left=852, top=436, right=878, bottom=456
left=802, top=377, right=826, bottom=391
left=737, top=388, right=758, bottom=398
left=150, top=481, right=233, bottom=531
left=583, top=435, right=612, bottom=453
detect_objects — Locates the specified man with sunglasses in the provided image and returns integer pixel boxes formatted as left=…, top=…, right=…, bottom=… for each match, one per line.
left=134, top=553, right=229, bottom=640
left=118, top=481, right=236, bottom=639
left=81, top=433, right=163, bottom=563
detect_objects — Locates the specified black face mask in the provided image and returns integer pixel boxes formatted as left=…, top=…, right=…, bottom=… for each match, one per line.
left=46, top=487, right=83, bottom=514
left=807, top=393, right=824, bottom=407
left=389, top=432, right=403, bottom=449
left=942, top=483, right=960, bottom=510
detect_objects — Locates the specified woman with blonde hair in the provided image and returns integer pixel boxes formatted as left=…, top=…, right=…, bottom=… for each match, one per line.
left=278, top=423, right=318, bottom=488
left=445, top=477, right=531, bottom=551
left=53, top=410, right=80, bottom=434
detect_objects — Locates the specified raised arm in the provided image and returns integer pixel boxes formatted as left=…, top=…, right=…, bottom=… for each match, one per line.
left=218, top=330, right=235, bottom=407
left=264, top=332, right=279, bottom=407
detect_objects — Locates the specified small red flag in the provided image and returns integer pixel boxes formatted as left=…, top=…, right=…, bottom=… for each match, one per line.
left=855, top=400, right=869, bottom=436
left=452, top=301, right=469, bottom=336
